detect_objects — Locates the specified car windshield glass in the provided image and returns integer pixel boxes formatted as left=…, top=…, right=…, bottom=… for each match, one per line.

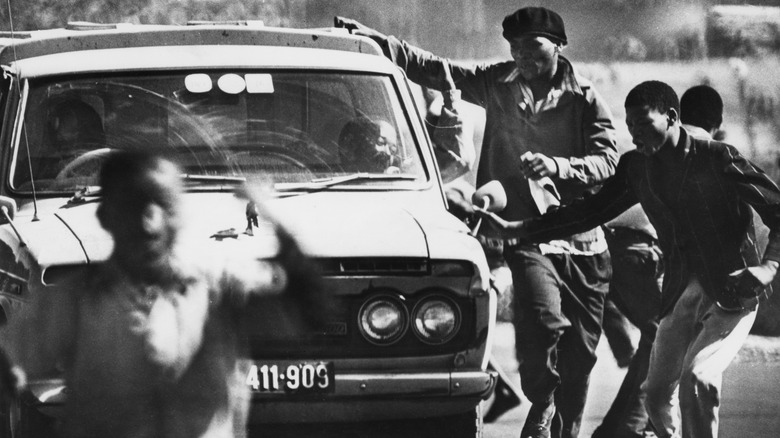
left=11, top=71, right=427, bottom=193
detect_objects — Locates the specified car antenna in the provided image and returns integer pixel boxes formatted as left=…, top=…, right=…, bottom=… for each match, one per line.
left=4, top=0, right=39, bottom=222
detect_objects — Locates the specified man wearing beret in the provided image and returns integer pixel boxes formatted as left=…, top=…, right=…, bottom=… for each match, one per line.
left=337, top=7, right=618, bottom=438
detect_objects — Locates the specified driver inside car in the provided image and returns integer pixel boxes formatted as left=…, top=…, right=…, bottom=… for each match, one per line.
left=17, top=99, right=107, bottom=187
left=337, top=116, right=401, bottom=174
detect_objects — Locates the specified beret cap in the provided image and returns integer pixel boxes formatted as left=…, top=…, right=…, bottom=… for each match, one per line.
left=502, top=7, right=567, bottom=45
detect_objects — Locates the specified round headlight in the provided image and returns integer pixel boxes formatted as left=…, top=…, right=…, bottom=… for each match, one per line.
left=359, top=296, right=408, bottom=345
left=412, top=297, right=460, bottom=345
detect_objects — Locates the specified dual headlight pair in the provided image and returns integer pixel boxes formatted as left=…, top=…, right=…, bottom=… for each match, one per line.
left=358, top=293, right=461, bottom=346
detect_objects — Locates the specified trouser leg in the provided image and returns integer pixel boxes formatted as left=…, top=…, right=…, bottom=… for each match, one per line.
left=506, top=248, right=567, bottom=408
left=678, top=299, right=756, bottom=438
left=506, top=248, right=609, bottom=438
left=594, top=334, right=653, bottom=438
left=601, top=296, right=636, bottom=368
left=643, top=276, right=720, bottom=438
left=595, top=229, right=663, bottom=437
left=550, top=251, right=610, bottom=438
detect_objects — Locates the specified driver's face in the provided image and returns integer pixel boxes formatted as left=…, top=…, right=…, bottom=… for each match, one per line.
left=376, top=122, right=397, bottom=155
left=53, top=112, right=80, bottom=146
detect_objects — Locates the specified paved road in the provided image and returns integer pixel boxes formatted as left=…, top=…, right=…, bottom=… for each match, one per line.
left=484, top=322, right=780, bottom=438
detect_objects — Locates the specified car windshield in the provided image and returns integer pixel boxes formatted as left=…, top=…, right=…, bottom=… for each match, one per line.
left=10, top=71, right=427, bottom=193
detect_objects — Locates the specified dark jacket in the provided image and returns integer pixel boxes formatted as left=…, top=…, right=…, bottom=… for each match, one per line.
left=523, top=129, right=780, bottom=315
left=380, top=36, right=618, bottom=222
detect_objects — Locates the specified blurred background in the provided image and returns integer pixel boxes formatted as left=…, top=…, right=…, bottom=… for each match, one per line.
left=5, top=0, right=780, bottom=332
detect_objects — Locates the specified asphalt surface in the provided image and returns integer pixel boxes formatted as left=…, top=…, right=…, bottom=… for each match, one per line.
left=484, top=322, right=780, bottom=438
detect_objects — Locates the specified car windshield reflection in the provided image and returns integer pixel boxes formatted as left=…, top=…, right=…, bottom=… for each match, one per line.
left=11, top=71, right=427, bottom=194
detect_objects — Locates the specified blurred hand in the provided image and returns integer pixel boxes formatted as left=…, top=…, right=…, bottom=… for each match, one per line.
left=334, top=17, right=387, bottom=40
left=0, top=349, right=25, bottom=403
left=520, top=152, right=558, bottom=180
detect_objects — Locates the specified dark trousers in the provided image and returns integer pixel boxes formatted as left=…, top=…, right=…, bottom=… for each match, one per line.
left=593, top=227, right=663, bottom=438
left=602, top=296, right=636, bottom=368
left=505, top=246, right=610, bottom=438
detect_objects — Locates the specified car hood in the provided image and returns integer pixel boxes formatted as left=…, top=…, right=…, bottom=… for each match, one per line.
left=13, top=191, right=453, bottom=268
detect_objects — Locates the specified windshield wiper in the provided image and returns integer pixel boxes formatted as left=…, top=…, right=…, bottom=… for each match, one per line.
left=180, top=174, right=247, bottom=184
left=274, top=173, right=418, bottom=192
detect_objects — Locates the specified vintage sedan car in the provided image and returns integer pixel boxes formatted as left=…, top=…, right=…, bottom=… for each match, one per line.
left=0, top=21, right=496, bottom=437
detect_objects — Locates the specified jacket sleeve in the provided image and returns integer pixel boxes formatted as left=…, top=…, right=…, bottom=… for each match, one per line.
left=381, top=36, right=491, bottom=108
left=551, top=83, right=619, bottom=187
left=523, top=155, right=638, bottom=242
left=722, top=146, right=780, bottom=263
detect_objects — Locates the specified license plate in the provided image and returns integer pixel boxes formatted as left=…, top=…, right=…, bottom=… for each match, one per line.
left=246, top=361, right=334, bottom=393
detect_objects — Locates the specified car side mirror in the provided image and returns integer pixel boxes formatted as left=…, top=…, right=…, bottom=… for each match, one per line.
left=0, top=196, right=17, bottom=224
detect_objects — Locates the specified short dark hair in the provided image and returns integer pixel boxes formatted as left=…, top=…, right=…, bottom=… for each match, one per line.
left=680, top=85, right=723, bottom=132
left=48, top=99, right=105, bottom=145
left=624, top=80, right=680, bottom=116
left=99, top=150, right=180, bottom=206
left=338, top=116, right=380, bottom=160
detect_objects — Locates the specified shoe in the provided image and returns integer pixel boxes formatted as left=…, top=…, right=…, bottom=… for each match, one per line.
left=483, top=376, right=522, bottom=423
left=520, top=402, right=555, bottom=438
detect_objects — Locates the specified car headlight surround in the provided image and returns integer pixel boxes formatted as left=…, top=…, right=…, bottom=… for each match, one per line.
left=412, top=294, right=461, bottom=345
left=358, top=293, right=409, bottom=345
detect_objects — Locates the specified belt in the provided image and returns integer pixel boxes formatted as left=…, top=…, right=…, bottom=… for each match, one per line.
left=502, top=238, right=539, bottom=253
left=492, top=233, right=609, bottom=254
left=503, top=237, right=605, bottom=252
left=567, top=239, right=608, bottom=253
left=605, top=226, right=658, bottom=246
left=504, top=237, right=525, bottom=248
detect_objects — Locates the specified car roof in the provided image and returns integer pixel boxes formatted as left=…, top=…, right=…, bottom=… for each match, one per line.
left=0, top=22, right=390, bottom=77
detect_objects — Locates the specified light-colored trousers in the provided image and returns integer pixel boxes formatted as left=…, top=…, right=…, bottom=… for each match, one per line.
left=642, top=276, right=757, bottom=438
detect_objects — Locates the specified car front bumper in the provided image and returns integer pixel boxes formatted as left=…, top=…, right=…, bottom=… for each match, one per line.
left=249, top=369, right=498, bottom=423
left=23, top=369, right=497, bottom=424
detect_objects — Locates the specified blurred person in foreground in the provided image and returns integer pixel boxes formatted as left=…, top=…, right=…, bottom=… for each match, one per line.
left=336, top=7, right=619, bottom=437
left=10, top=150, right=326, bottom=438
left=477, top=80, right=780, bottom=438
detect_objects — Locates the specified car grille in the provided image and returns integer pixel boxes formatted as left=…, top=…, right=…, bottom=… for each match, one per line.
left=248, top=292, right=478, bottom=359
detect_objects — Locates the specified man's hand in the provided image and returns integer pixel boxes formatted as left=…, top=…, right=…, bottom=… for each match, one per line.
left=472, top=205, right=528, bottom=235
left=727, top=260, right=779, bottom=309
left=334, top=17, right=387, bottom=40
left=520, top=152, right=558, bottom=180
left=445, top=186, right=475, bottom=223
left=729, top=260, right=779, bottom=290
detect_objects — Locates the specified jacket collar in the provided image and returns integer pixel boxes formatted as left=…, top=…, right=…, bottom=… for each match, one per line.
left=678, top=126, right=694, bottom=159
left=682, top=124, right=713, bottom=141
left=499, top=55, right=583, bottom=95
